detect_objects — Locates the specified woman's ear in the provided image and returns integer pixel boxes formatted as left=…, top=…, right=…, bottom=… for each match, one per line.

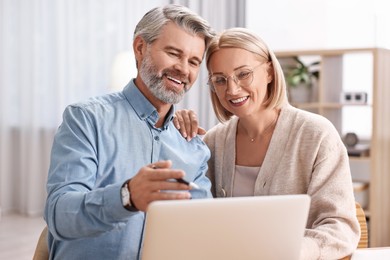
left=267, top=62, right=274, bottom=83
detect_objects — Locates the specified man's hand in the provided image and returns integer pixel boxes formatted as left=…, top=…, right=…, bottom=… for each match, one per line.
left=129, top=160, right=192, bottom=212
left=173, top=109, right=206, bottom=141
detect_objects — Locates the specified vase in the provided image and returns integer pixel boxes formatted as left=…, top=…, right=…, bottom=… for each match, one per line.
left=288, top=83, right=312, bottom=103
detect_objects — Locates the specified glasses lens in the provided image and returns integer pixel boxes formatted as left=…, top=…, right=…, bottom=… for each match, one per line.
left=210, top=75, right=227, bottom=87
left=235, top=69, right=253, bottom=86
left=209, top=66, right=257, bottom=90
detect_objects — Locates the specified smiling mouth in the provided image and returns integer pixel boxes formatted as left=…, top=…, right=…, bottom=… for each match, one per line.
left=230, top=96, right=249, bottom=104
left=166, top=75, right=186, bottom=86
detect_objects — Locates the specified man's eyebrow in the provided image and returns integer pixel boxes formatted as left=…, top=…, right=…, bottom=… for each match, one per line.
left=164, top=46, right=182, bottom=54
left=165, top=46, right=202, bottom=64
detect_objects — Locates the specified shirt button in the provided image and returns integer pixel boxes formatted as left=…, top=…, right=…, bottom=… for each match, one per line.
left=154, top=136, right=160, bottom=141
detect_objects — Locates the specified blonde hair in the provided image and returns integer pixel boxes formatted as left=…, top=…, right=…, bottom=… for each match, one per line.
left=206, top=28, right=288, bottom=122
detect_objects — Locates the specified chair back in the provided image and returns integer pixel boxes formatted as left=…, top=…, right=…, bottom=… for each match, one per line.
left=356, top=202, right=368, bottom=248
left=32, top=226, right=49, bottom=260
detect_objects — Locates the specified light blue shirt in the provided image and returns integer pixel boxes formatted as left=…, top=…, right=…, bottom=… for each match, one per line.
left=44, top=80, right=212, bottom=260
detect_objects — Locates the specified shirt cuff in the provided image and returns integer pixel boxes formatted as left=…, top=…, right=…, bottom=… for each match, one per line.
left=103, top=183, right=139, bottom=221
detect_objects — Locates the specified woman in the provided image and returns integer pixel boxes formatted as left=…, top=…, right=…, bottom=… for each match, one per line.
left=174, top=28, right=360, bottom=259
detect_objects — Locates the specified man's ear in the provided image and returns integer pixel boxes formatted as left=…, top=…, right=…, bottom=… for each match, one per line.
left=133, top=36, right=146, bottom=61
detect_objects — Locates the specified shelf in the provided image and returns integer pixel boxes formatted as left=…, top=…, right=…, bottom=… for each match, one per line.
left=275, top=48, right=378, bottom=57
left=290, top=102, right=324, bottom=109
left=291, top=102, right=372, bottom=110
left=349, top=156, right=370, bottom=162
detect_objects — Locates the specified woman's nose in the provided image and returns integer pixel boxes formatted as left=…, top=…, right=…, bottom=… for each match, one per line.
left=225, top=77, right=241, bottom=94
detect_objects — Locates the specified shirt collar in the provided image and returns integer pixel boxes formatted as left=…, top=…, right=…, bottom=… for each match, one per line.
left=122, top=80, right=175, bottom=130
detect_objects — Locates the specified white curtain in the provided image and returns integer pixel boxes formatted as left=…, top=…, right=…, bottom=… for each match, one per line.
left=0, top=0, right=244, bottom=216
left=0, top=0, right=169, bottom=216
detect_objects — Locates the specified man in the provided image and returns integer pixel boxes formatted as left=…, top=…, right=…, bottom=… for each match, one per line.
left=44, top=4, right=215, bottom=259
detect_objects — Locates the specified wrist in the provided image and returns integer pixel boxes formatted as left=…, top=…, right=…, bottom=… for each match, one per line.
left=121, top=179, right=138, bottom=212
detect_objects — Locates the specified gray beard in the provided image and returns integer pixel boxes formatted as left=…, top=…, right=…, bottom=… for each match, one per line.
left=139, top=53, right=188, bottom=104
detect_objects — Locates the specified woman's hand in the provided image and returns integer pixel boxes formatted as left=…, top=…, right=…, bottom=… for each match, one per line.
left=174, top=109, right=206, bottom=141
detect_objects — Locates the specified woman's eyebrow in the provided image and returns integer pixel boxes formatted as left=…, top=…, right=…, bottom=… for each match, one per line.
left=210, top=65, right=251, bottom=75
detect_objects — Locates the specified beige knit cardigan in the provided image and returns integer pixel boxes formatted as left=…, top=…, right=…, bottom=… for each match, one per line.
left=203, top=105, right=360, bottom=260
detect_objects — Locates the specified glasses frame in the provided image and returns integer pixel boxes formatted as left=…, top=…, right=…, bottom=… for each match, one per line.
left=208, top=63, right=264, bottom=92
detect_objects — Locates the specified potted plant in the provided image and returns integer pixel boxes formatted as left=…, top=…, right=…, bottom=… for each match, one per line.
left=284, top=56, right=320, bottom=103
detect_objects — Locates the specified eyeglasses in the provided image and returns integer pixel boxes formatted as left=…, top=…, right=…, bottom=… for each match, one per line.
left=208, top=63, right=263, bottom=91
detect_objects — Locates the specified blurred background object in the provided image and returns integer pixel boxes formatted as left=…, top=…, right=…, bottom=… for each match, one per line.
left=109, top=51, right=136, bottom=92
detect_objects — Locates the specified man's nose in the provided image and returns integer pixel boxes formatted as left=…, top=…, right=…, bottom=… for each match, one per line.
left=173, top=60, right=190, bottom=76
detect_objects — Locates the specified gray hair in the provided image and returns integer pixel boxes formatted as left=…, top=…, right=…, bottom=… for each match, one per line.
left=134, top=4, right=215, bottom=49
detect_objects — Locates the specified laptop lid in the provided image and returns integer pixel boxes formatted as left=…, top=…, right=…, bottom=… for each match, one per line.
left=141, top=194, right=310, bottom=260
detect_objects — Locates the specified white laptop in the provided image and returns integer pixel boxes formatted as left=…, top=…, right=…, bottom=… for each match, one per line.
left=141, top=194, right=310, bottom=260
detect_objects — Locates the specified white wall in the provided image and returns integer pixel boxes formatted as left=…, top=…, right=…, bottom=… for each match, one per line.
left=246, top=0, right=390, bottom=51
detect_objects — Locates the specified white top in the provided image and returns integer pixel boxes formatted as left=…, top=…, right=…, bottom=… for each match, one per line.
left=233, top=165, right=260, bottom=197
